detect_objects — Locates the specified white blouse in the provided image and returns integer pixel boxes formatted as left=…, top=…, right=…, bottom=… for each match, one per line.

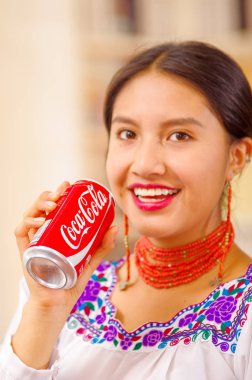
left=0, top=259, right=252, bottom=380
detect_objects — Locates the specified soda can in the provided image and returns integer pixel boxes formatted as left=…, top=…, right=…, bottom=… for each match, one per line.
left=23, top=179, right=115, bottom=289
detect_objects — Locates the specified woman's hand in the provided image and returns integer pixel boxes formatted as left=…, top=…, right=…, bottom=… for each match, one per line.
left=15, top=181, right=118, bottom=313
left=12, top=181, right=118, bottom=369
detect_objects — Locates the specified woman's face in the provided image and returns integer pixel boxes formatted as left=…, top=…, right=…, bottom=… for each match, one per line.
left=106, top=71, right=233, bottom=247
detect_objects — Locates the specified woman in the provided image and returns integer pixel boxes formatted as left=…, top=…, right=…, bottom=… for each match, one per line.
left=0, top=41, right=252, bottom=379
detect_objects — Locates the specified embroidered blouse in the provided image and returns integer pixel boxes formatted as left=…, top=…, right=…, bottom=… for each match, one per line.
left=0, top=259, right=252, bottom=380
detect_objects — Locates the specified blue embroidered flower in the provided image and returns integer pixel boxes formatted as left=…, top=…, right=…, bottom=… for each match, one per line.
left=205, top=296, right=237, bottom=324
left=143, top=330, right=163, bottom=347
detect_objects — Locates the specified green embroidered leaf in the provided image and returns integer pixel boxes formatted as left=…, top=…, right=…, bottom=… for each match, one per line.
left=193, top=305, right=201, bottom=312
left=113, top=339, right=118, bottom=347
left=171, top=328, right=180, bottom=334
left=192, top=331, right=202, bottom=342
left=247, top=296, right=252, bottom=302
left=221, top=322, right=227, bottom=333
left=133, top=342, right=142, bottom=350
left=202, top=330, right=211, bottom=340
left=97, top=277, right=107, bottom=282
left=228, top=288, right=243, bottom=295
left=85, top=302, right=95, bottom=311
left=213, top=290, right=220, bottom=300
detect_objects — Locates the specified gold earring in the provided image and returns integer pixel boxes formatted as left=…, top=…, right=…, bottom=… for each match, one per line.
left=119, top=214, right=131, bottom=291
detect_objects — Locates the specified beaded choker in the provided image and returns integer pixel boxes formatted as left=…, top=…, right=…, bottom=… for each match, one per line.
left=134, top=220, right=234, bottom=288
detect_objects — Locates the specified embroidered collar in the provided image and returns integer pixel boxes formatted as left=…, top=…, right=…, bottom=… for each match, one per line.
left=68, top=260, right=252, bottom=353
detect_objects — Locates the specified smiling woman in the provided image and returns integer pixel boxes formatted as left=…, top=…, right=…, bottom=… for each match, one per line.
left=1, top=41, right=252, bottom=380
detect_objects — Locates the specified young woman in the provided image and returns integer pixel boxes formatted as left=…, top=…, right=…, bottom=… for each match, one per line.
left=0, top=41, right=252, bottom=379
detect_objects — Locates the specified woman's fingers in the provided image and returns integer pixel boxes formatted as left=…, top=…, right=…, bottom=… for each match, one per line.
left=15, top=217, right=46, bottom=255
left=23, top=181, right=70, bottom=219
left=49, top=181, right=70, bottom=202
left=15, top=181, right=70, bottom=256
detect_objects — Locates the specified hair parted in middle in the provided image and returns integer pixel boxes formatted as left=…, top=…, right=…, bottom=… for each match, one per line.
left=103, top=41, right=252, bottom=140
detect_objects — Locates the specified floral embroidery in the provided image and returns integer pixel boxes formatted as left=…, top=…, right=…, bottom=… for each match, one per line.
left=205, top=296, right=237, bottom=323
left=67, top=260, right=252, bottom=354
left=120, top=337, right=133, bottom=350
left=178, top=313, right=197, bottom=328
left=143, top=330, right=163, bottom=346
left=104, top=325, right=117, bottom=342
left=83, top=280, right=101, bottom=301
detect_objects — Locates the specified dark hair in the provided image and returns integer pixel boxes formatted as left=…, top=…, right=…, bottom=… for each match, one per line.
left=103, top=41, right=252, bottom=139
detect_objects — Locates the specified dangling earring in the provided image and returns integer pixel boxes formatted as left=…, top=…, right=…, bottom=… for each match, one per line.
left=216, top=181, right=233, bottom=284
left=226, top=181, right=232, bottom=224
left=119, top=214, right=131, bottom=290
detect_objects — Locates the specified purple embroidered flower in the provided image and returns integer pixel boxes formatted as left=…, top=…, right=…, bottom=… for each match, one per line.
left=120, top=337, right=133, bottom=350
left=96, top=313, right=106, bottom=324
left=143, top=330, right=163, bottom=347
left=83, top=280, right=101, bottom=302
left=178, top=313, right=197, bottom=328
left=96, top=261, right=111, bottom=272
left=104, top=325, right=117, bottom=341
left=206, top=296, right=237, bottom=324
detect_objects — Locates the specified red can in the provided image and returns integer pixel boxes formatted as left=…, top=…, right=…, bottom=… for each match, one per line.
left=23, top=180, right=115, bottom=289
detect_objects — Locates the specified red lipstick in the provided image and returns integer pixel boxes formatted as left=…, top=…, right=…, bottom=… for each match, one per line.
left=128, top=183, right=180, bottom=211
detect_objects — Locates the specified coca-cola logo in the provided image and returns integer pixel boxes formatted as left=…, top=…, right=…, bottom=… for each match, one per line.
left=60, top=184, right=109, bottom=249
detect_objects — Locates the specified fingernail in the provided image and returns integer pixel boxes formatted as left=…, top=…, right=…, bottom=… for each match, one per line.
left=33, top=217, right=46, bottom=223
left=45, top=201, right=56, bottom=209
left=49, top=191, right=59, bottom=200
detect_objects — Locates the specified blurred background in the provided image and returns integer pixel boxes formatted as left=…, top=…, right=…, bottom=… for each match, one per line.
left=1, top=0, right=252, bottom=341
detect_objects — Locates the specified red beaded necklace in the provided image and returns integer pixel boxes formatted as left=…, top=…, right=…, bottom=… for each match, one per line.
left=122, top=184, right=234, bottom=289
left=134, top=220, right=234, bottom=288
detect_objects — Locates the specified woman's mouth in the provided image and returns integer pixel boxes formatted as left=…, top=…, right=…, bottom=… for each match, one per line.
left=129, top=184, right=180, bottom=211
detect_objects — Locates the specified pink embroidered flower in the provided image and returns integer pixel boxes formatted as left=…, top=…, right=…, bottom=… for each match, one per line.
left=205, top=296, right=237, bottom=324
left=143, top=330, right=163, bottom=347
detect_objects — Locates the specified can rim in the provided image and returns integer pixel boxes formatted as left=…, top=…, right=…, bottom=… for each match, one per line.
left=23, top=246, right=77, bottom=289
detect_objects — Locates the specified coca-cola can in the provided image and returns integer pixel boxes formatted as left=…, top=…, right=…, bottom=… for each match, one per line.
left=23, top=180, right=115, bottom=289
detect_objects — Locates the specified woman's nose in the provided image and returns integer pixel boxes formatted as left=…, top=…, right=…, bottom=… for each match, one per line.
left=131, top=139, right=166, bottom=178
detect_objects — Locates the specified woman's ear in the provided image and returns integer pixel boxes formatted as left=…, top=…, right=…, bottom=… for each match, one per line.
left=227, top=137, right=252, bottom=181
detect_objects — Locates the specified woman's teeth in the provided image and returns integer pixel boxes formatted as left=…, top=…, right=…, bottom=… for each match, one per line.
left=133, top=187, right=179, bottom=202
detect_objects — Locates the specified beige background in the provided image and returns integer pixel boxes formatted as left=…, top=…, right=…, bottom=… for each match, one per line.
left=1, top=0, right=252, bottom=342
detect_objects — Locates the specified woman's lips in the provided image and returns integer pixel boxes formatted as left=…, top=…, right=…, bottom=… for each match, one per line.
left=128, top=183, right=180, bottom=211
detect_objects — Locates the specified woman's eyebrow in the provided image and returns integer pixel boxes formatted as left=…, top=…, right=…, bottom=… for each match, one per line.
left=162, top=117, right=204, bottom=128
left=111, top=116, right=139, bottom=127
left=111, top=116, right=204, bottom=128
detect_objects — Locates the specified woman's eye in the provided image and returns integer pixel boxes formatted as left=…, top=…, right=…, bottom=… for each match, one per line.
left=169, top=132, right=190, bottom=142
left=118, top=129, right=136, bottom=140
